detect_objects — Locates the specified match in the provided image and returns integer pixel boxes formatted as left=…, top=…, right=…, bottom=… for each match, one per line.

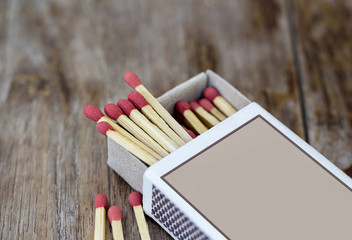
left=97, top=122, right=157, bottom=166
left=104, top=103, right=167, bottom=158
left=176, top=117, right=198, bottom=138
left=199, top=98, right=227, bottom=121
left=176, top=100, right=208, bottom=135
left=203, top=87, right=237, bottom=117
left=128, top=92, right=186, bottom=147
left=117, top=99, right=178, bottom=153
left=84, top=105, right=162, bottom=161
left=108, top=206, right=124, bottom=240
left=189, top=101, right=220, bottom=128
left=129, top=192, right=151, bottom=240
left=176, top=112, right=196, bottom=134
left=124, top=72, right=193, bottom=143
left=94, top=193, right=108, bottom=240
left=186, top=129, right=197, bottom=139
left=84, top=105, right=125, bottom=132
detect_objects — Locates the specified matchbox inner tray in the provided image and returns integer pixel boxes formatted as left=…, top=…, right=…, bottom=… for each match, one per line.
left=107, top=70, right=352, bottom=240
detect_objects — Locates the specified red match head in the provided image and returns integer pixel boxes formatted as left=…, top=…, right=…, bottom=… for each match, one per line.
left=186, top=129, right=197, bottom=139
left=129, top=192, right=142, bottom=207
left=124, top=72, right=142, bottom=88
left=97, top=121, right=114, bottom=136
left=104, top=103, right=124, bottom=121
left=175, top=100, right=191, bottom=114
left=84, top=105, right=104, bottom=122
left=199, top=98, right=214, bottom=112
left=128, top=92, right=149, bottom=110
left=95, top=193, right=108, bottom=209
left=108, top=206, right=122, bottom=223
left=203, top=87, right=220, bottom=102
left=117, top=99, right=136, bottom=116
left=189, top=101, right=201, bottom=111
left=175, top=112, right=185, bottom=122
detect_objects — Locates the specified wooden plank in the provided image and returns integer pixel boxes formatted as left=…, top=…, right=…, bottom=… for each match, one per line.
left=0, top=0, right=8, bottom=101
left=0, top=0, right=303, bottom=239
left=291, top=0, right=352, bottom=172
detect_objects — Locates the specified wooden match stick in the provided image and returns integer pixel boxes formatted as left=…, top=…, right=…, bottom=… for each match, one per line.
left=104, top=104, right=168, bottom=158
left=118, top=99, right=179, bottom=153
left=128, top=92, right=186, bottom=147
left=199, top=98, right=226, bottom=121
left=108, top=206, right=124, bottom=240
left=176, top=118, right=197, bottom=138
left=97, top=122, right=157, bottom=166
left=175, top=101, right=208, bottom=135
left=94, top=193, right=108, bottom=240
left=124, top=72, right=192, bottom=143
left=176, top=112, right=197, bottom=135
left=84, top=105, right=126, bottom=132
left=129, top=192, right=151, bottom=240
left=189, top=101, right=220, bottom=128
left=84, top=105, right=162, bottom=161
left=203, top=87, right=237, bottom=117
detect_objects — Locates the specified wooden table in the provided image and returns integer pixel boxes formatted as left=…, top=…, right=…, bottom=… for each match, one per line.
left=1, top=0, right=351, bottom=239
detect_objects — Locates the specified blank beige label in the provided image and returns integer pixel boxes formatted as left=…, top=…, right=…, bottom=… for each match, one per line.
left=163, top=116, right=352, bottom=240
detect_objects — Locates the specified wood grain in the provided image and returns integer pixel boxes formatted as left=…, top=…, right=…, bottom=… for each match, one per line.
left=291, top=0, right=352, bottom=169
left=0, top=0, right=350, bottom=239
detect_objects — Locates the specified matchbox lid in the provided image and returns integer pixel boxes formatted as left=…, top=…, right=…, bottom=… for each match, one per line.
left=144, top=102, right=352, bottom=240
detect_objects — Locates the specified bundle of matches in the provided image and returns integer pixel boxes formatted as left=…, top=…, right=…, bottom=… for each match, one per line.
left=124, top=72, right=193, bottom=143
left=174, top=86, right=237, bottom=137
left=97, top=122, right=158, bottom=165
left=203, top=86, right=237, bottom=117
left=117, top=99, right=179, bottom=153
left=176, top=101, right=208, bottom=134
left=189, top=101, right=219, bottom=128
left=84, top=72, right=194, bottom=167
left=84, top=105, right=159, bottom=165
left=84, top=72, right=237, bottom=167
left=128, top=92, right=186, bottom=147
left=104, top=103, right=168, bottom=158
left=199, top=98, right=226, bottom=121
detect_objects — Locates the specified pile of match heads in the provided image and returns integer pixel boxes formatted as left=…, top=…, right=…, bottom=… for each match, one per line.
left=84, top=72, right=237, bottom=167
left=94, top=192, right=150, bottom=240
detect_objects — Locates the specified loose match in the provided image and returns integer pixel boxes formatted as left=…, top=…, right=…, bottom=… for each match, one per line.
left=129, top=192, right=151, bottom=240
left=94, top=193, right=108, bottom=240
left=108, top=206, right=124, bottom=240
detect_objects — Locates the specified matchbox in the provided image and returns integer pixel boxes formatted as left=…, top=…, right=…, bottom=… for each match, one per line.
left=107, top=70, right=352, bottom=240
